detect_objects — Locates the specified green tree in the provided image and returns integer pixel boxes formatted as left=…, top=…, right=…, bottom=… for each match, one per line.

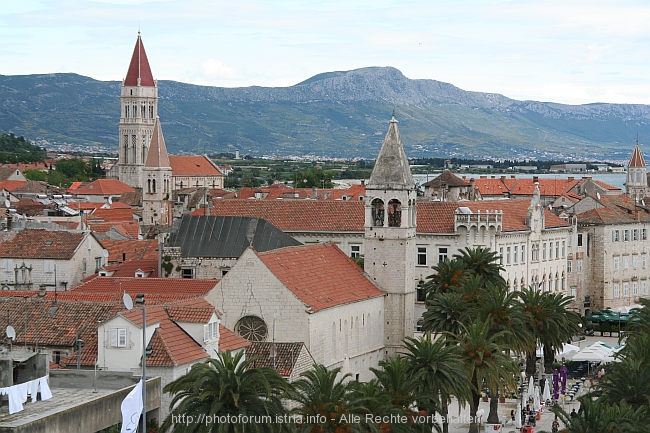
left=551, top=397, right=645, bottom=433
left=161, top=351, right=288, bottom=433
left=518, top=288, right=582, bottom=375
left=55, top=158, right=91, bottom=181
left=288, top=364, right=365, bottom=433
left=23, top=169, right=47, bottom=182
left=402, top=334, right=469, bottom=433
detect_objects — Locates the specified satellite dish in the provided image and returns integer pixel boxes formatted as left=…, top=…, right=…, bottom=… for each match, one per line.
left=123, top=293, right=134, bottom=310
left=6, top=325, right=15, bottom=340
left=102, top=249, right=109, bottom=258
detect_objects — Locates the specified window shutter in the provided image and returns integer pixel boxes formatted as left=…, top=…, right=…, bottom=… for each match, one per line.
left=110, top=328, right=118, bottom=347
left=203, top=324, right=209, bottom=342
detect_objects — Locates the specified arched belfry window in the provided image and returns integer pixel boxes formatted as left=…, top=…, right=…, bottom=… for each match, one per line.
left=147, top=179, right=152, bottom=194
left=388, top=199, right=402, bottom=227
left=371, top=198, right=385, bottom=227
left=152, top=178, right=156, bottom=193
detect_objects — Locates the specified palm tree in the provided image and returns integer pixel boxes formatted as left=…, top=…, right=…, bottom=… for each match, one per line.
left=454, top=246, right=506, bottom=288
left=161, top=350, right=288, bottom=433
left=288, top=364, right=366, bottom=433
left=551, top=397, right=645, bottom=433
left=452, top=321, right=518, bottom=433
left=519, top=288, right=582, bottom=374
left=402, top=334, right=470, bottom=433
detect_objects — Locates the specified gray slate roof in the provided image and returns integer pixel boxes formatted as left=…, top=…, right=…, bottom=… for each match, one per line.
left=166, top=215, right=301, bottom=258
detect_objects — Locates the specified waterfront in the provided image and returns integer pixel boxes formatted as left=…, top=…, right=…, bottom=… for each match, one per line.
left=414, top=172, right=627, bottom=190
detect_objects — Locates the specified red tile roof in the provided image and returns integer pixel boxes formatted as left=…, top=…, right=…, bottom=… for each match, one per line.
left=205, top=199, right=365, bottom=232
left=0, top=180, right=27, bottom=192
left=257, top=243, right=384, bottom=312
left=219, top=325, right=250, bottom=352
left=248, top=342, right=307, bottom=377
left=88, top=221, right=140, bottom=239
left=65, top=277, right=219, bottom=301
left=124, top=33, right=155, bottom=87
left=416, top=200, right=570, bottom=233
left=0, top=229, right=88, bottom=260
left=101, top=239, right=159, bottom=263
left=509, top=178, right=580, bottom=197
left=206, top=198, right=568, bottom=234
left=169, top=155, right=222, bottom=176
left=628, top=144, right=646, bottom=168
left=166, top=298, right=217, bottom=323
left=147, top=318, right=209, bottom=367
left=0, top=296, right=120, bottom=353
left=576, top=194, right=650, bottom=224
left=73, top=179, right=136, bottom=196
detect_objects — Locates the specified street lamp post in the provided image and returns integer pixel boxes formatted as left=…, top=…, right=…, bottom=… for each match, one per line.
left=135, top=294, right=146, bottom=433
left=123, top=292, right=147, bottom=433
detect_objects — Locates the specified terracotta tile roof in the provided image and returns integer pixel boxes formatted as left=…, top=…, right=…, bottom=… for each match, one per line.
left=257, top=243, right=384, bottom=312
left=65, top=277, right=219, bottom=301
left=210, top=189, right=237, bottom=199
left=0, top=229, right=87, bottom=260
left=471, top=177, right=510, bottom=196
left=146, top=318, right=209, bottom=367
left=169, top=155, right=222, bottom=176
left=166, top=298, right=217, bottom=323
left=13, top=199, right=47, bottom=216
left=510, top=178, right=580, bottom=197
left=0, top=296, right=120, bottom=350
left=0, top=180, right=27, bottom=192
left=591, top=179, right=622, bottom=191
left=206, top=199, right=365, bottom=232
left=219, top=325, right=250, bottom=352
left=248, top=342, right=307, bottom=377
left=577, top=194, right=650, bottom=224
left=124, top=33, right=155, bottom=87
left=237, top=184, right=365, bottom=201
left=416, top=200, right=570, bottom=233
left=12, top=180, right=53, bottom=194
left=101, top=239, right=159, bottom=263
left=117, top=190, right=142, bottom=207
left=206, top=198, right=569, bottom=235
left=73, top=179, right=136, bottom=196
left=88, top=221, right=140, bottom=239
left=422, top=170, right=469, bottom=188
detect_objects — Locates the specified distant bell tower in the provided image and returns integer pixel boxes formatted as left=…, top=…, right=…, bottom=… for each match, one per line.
left=110, top=31, right=158, bottom=188
left=142, top=118, right=172, bottom=226
left=364, top=114, right=417, bottom=355
left=625, top=142, right=648, bottom=200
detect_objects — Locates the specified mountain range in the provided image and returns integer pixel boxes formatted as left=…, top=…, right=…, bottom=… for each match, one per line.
left=1, top=66, right=649, bottom=161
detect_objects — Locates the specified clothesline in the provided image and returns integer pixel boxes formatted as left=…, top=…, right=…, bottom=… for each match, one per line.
left=0, top=376, right=52, bottom=414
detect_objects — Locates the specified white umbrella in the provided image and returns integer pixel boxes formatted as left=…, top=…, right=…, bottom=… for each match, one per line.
left=543, top=380, right=551, bottom=402
left=527, top=376, right=535, bottom=401
left=515, top=402, right=522, bottom=429
left=533, top=391, right=540, bottom=413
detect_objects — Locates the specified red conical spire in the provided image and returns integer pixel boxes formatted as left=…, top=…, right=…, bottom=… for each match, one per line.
left=124, top=31, right=155, bottom=87
left=629, top=144, right=646, bottom=168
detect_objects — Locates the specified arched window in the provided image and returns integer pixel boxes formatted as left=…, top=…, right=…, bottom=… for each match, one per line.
left=388, top=199, right=401, bottom=227
left=147, top=179, right=151, bottom=194
left=152, top=178, right=156, bottom=193
left=371, top=198, right=385, bottom=227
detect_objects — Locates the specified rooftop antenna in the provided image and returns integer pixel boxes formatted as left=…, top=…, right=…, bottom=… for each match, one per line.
left=6, top=325, right=15, bottom=352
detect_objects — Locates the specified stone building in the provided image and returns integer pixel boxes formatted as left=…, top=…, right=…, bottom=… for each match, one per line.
left=205, top=243, right=385, bottom=381
left=0, top=229, right=107, bottom=291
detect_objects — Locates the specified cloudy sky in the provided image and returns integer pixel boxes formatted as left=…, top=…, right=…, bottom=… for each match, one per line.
left=3, top=0, right=650, bottom=105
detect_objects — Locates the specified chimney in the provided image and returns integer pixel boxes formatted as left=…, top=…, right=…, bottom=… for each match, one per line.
left=361, top=179, right=365, bottom=186
left=533, top=176, right=539, bottom=183
left=568, top=176, right=574, bottom=181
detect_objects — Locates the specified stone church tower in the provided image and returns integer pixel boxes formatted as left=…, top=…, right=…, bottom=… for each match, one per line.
left=142, top=118, right=172, bottom=226
left=364, top=115, right=417, bottom=354
left=109, top=32, right=158, bottom=188
left=625, top=143, right=648, bottom=200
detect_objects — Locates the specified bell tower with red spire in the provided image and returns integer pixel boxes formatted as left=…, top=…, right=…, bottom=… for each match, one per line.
left=110, top=31, right=158, bottom=188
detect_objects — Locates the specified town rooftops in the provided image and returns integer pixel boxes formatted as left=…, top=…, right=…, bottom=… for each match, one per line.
left=248, top=342, right=308, bottom=377
left=72, top=179, right=135, bottom=196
